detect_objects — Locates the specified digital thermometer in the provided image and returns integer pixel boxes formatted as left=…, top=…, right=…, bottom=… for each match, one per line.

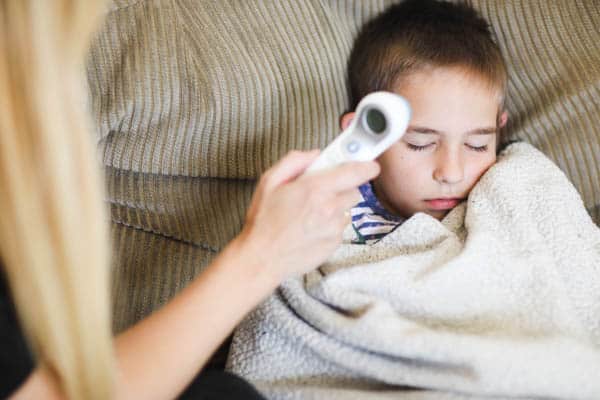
left=305, top=91, right=411, bottom=174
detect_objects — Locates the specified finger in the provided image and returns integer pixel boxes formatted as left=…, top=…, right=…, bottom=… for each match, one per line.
left=342, top=209, right=352, bottom=226
left=336, top=188, right=363, bottom=211
left=261, top=149, right=320, bottom=192
left=332, top=208, right=352, bottom=234
left=310, top=161, right=380, bottom=193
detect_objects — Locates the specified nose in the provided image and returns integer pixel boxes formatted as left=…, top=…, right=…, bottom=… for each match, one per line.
left=433, top=147, right=464, bottom=185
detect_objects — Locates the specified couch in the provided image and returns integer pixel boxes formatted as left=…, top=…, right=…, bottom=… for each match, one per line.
left=87, top=0, right=600, bottom=367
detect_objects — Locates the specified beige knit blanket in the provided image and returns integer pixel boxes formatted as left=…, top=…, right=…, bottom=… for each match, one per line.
left=227, top=142, right=600, bottom=400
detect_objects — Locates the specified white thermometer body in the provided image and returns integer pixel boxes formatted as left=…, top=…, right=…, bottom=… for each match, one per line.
left=305, top=91, right=411, bottom=174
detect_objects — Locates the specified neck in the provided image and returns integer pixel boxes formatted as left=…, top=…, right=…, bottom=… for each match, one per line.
left=371, top=180, right=405, bottom=219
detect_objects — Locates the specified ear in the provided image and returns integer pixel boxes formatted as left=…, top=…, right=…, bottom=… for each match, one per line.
left=498, top=110, right=508, bottom=128
left=340, top=112, right=356, bottom=130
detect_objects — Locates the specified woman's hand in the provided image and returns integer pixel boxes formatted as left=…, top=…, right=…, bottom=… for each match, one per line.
left=11, top=150, right=378, bottom=400
left=235, top=150, right=380, bottom=284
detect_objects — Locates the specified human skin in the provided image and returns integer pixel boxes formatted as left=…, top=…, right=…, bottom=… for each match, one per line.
left=341, top=66, right=508, bottom=221
left=11, top=152, right=379, bottom=400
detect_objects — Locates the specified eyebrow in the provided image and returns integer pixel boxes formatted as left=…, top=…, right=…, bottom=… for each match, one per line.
left=406, top=126, right=497, bottom=135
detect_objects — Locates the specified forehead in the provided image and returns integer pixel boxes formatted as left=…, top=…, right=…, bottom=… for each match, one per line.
left=394, top=66, right=502, bottom=129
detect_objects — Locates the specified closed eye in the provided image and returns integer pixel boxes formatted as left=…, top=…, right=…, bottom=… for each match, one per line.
left=466, top=144, right=489, bottom=152
left=406, top=143, right=433, bottom=151
left=407, top=143, right=490, bottom=152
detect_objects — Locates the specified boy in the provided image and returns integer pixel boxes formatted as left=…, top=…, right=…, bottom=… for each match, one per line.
left=346, top=0, right=509, bottom=244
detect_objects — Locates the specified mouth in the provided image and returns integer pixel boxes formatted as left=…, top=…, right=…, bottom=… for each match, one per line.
left=423, top=198, right=464, bottom=211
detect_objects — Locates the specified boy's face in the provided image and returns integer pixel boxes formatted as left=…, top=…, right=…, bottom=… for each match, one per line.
left=342, top=66, right=507, bottom=220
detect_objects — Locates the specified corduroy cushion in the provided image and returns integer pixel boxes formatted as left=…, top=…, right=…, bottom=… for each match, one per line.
left=88, top=0, right=600, bottom=340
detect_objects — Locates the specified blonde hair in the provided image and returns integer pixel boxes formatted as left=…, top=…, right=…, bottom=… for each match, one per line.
left=0, top=1, right=114, bottom=399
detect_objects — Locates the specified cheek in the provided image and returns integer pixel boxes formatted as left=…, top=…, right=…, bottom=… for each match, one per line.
left=466, top=154, right=497, bottom=182
left=378, top=148, right=415, bottom=180
left=376, top=149, right=428, bottom=189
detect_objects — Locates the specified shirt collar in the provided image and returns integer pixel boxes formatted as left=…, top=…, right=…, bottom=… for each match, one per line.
left=350, top=182, right=405, bottom=244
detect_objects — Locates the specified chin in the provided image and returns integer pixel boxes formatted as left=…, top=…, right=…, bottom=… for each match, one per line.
left=425, top=209, right=448, bottom=221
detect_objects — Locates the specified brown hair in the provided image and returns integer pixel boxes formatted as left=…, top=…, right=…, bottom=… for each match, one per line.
left=348, top=0, right=507, bottom=112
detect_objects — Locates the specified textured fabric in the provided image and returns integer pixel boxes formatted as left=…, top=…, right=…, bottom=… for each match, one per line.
left=178, top=370, right=265, bottom=400
left=471, top=0, right=600, bottom=223
left=87, top=0, right=600, bottom=338
left=227, top=143, right=600, bottom=399
left=88, top=0, right=395, bottom=334
left=351, top=183, right=404, bottom=244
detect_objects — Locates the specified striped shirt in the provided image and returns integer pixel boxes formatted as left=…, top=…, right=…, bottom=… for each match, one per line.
left=351, top=183, right=405, bottom=245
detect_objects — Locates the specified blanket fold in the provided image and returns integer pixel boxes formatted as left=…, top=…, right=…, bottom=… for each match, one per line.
left=227, top=143, right=600, bottom=400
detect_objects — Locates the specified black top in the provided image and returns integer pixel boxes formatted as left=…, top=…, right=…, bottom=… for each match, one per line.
left=0, top=269, right=34, bottom=398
